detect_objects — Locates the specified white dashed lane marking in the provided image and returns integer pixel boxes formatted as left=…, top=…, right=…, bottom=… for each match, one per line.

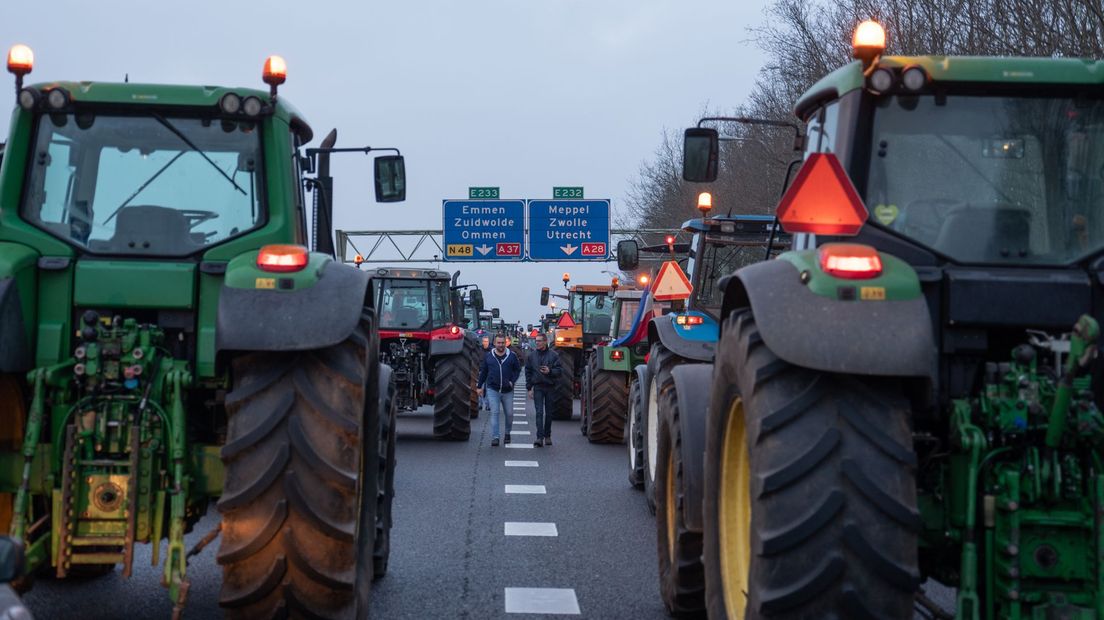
left=504, top=588, right=580, bottom=615
left=505, top=443, right=534, bottom=449
left=514, top=421, right=528, bottom=425
left=510, top=430, right=531, bottom=436
left=504, top=522, right=558, bottom=537
left=505, top=485, right=546, bottom=494
left=504, top=460, right=538, bottom=467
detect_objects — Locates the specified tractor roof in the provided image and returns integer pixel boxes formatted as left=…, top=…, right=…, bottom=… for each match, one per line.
left=571, top=284, right=615, bottom=293
left=372, top=267, right=453, bottom=281
left=28, top=80, right=313, bottom=142
left=614, top=289, right=644, bottom=300
left=795, top=57, right=1104, bottom=121
left=681, top=214, right=776, bottom=234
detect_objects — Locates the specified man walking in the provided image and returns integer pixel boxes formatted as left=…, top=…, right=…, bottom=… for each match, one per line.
left=525, top=332, right=562, bottom=447
left=477, top=333, right=522, bottom=447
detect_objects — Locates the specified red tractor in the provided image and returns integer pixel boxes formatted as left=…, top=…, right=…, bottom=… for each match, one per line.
left=373, top=268, right=480, bottom=440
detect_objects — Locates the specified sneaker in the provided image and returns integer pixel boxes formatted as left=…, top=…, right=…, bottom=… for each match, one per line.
left=534, top=439, right=543, bottom=448
left=544, top=437, right=552, bottom=447
left=505, top=434, right=512, bottom=444
left=491, top=438, right=500, bottom=447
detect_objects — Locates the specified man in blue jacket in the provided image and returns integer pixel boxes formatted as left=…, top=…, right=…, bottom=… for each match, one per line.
left=477, top=333, right=522, bottom=446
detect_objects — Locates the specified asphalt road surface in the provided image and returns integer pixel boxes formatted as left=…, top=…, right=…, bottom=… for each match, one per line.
left=23, top=376, right=956, bottom=619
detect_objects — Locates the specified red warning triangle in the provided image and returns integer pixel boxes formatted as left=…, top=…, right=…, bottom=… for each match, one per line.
left=651, top=261, right=693, bottom=301
left=775, top=152, right=867, bottom=236
left=556, top=313, right=577, bottom=329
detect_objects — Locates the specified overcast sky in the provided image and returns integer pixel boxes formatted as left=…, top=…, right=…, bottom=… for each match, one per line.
left=0, top=1, right=769, bottom=325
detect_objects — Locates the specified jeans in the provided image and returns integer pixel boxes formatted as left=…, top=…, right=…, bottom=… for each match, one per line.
left=532, top=387, right=552, bottom=439
left=487, top=388, right=513, bottom=439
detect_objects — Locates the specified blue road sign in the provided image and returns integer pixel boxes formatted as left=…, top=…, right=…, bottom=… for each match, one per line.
left=527, top=199, right=611, bottom=261
left=442, top=199, right=526, bottom=261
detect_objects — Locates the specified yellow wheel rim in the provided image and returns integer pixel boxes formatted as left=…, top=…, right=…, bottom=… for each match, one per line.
left=0, top=376, right=27, bottom=534
left=665, top=447, right=677, bottom=563
left=718, top=397, right=751, bottom=619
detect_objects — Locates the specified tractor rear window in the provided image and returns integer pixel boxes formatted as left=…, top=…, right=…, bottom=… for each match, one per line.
left=22, top=113, right=263, bottom=256
left=377, top=278, right=451, bottom=330
left=866, top=94, right=1104, bottom=264
left=617, top=299, right=639, bottom=336
left=581, top=293, right=615, bottom=336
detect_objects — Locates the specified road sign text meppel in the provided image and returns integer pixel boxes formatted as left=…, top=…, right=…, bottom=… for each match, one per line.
left=527, top=199, right=610, bottom=261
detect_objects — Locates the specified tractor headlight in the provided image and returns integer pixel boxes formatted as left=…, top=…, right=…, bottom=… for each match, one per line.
left=219, top=93, right=242, bottom=115
left=242, top=96, right=263, bottom=117
left=901, top=66, right=928, bottom=91
left=17, top=87, right=39, bottom=111
left=867, top=67, right=895, bottom=94
left=45, top=88, right=69, bottom=110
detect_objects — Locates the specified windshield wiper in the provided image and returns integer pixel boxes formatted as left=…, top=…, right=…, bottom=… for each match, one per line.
left=104, top=151, right=186, bottom=225
left=151, top=111, right=247, bottom=196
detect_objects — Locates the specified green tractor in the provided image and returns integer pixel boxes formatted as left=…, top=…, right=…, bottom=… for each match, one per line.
left=0, top=48, right=404, bottom=617
left=579, top=286, right=648, bottom=444
left=666, top=20, right=1104, bottom=619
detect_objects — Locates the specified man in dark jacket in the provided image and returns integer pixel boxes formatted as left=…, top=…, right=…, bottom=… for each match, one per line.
left=477, top=333, right=522, bottom=446
left=524, top=332, right=562, bottom=447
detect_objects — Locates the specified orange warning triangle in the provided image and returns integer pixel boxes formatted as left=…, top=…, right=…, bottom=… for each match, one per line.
left=556, top=313, right=577, bottom=329
left=775, top=152, right=867, bottom=236
left=651, top=261, right=693, bottom=301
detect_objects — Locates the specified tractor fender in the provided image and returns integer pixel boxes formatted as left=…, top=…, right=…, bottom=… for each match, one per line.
left=632, top=362, right=649, bottom=393
left=719, top=258, right=935, bottom=379
left=648, top=315, right=713, bottom=363
left=217, top=261, right=372, bottom=353
left=0, top=278, right=30, bottom=372
left=429, top=338, right=466, bottom=357
left=670, top=363, right=713, bottom=532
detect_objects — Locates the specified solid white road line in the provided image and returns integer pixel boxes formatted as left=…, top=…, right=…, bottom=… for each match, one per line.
left=504, top=522, right=558, bottom=537
left=504, top=588, right=580, bottom=615
left=504, top=484, right=546, bottom=494
left=504, top=460, right=538, bottom=467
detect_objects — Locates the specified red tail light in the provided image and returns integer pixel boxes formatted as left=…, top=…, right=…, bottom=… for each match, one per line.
left=432, top=325, right=464, bottom=341
left=610, top=350, right=624, bottom=361
left=257, top=244, right=308, bottom=273
left=817, top=243, right=883, bottom=279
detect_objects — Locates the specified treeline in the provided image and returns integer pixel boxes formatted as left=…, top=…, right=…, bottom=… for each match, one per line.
left=626, top=0, right=1104, bottom=229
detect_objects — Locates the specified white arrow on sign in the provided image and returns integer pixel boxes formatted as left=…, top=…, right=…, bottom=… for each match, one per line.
left=476, top=245, right=493, bottom=256
left=560, top=244, right=578, bottom=255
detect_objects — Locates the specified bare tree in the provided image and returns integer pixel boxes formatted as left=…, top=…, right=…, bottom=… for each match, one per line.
left=626, top=0, right=1104, bottom=230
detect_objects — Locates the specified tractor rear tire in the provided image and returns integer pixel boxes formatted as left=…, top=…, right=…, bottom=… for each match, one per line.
left=218, top=318, right=380, bottom=619
left=627, top=370, right=646, bottom=489
left=550, top=348, right=575, bottom=421
left=432, top=353, right=473, bottom=441
left=703, top=311, right=919, bottom=619
left=643, top=343, right=686, bottom=514
left=580, top=355, right=595, bottom=435
left=655, top=377, right=705, bottom=616
left=373, top=366, right=398, bottom=579
left=587, top=367, right=628, bottom=444
left=465, top=338, right=480, bottom=419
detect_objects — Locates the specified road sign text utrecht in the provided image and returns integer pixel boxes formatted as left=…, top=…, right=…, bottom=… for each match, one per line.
left=442, top=199, right=526, bottom=261
left=527, top=199, right=610, bottom=260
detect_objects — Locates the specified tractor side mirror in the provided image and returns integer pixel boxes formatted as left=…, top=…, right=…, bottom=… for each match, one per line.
left=374, top=155, right=406, bottom=203
left=617, top=240, right=639, bottom=271
left=492, top=307, right=500, bottom=319
left=539, top=287, right=550, bottom=306
left=0, top=537, right=24, bottom=583
left=683, top=127, right=719, bottom=182
left=469, top=288, right=484, bottom=312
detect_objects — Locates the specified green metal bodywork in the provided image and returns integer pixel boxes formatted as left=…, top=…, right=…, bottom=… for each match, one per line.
left=0, top=78, right=329, bottom=608
left=795, top=57, right=1104, bottom=119
left=779, top=246, right=922, bottom=301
